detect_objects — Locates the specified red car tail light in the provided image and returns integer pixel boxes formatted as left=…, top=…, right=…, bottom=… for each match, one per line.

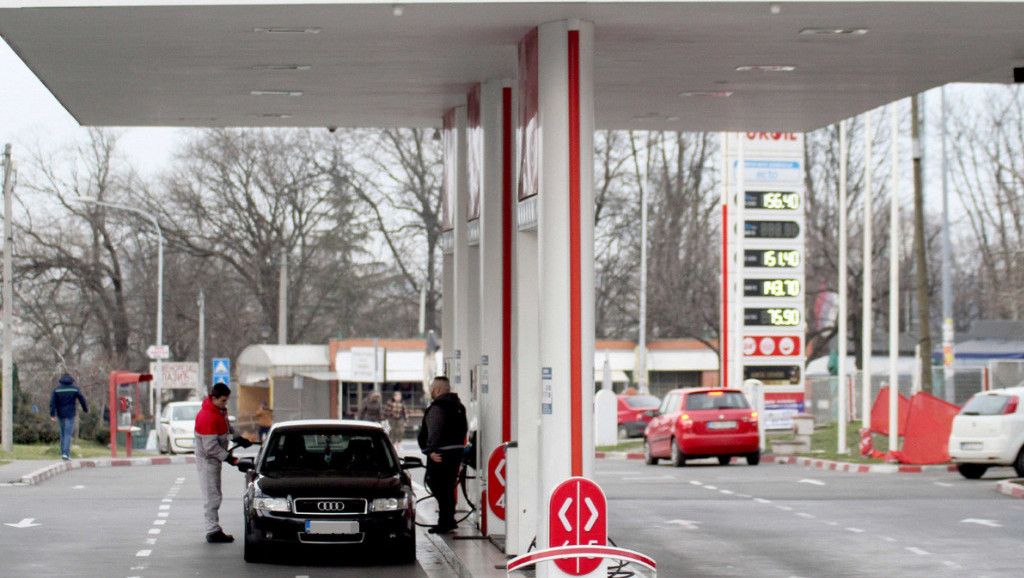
left=679, top=413, right=693, bottom=429
left=1004, top=396, right=1019, bottom=415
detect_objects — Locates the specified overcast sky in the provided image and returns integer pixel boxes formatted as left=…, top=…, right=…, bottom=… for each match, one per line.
left=1, top=37, right=181, bottom=177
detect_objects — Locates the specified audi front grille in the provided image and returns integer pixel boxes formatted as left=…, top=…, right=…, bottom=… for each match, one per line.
left=293, top=497, right=367, bottom=516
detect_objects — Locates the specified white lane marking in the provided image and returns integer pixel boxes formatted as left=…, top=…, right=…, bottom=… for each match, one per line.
left=689, top=481, right=702, bottom=486
left=823, top=521, right=839, bottom=526
left=960, top=518, right=1002, bottom=528
left=149, top=529, right=161, bottom=535
left=719, top=489, right=734, bottom=495
left=73, top=485, right=86, bottom=490
left=162, top=498, right=173, bottom=503
left=846, top=527, right=865, bottom=533
left=798, top=479, right=825, bottom=486
left=796, top=513, right=815, bottom=519
left=158, top=512, right=169, bottom=518
left=4, top=518, right=41, bottom=528
left=153, top=520, right=166, bottom=526
left=665, top=519, right=701, bottom=529
left=736, top=493, right=751, bottom=498
left=622, top=475, right=676, bottom=481
left=136, top=550, right=151, bottom=557
left=754, top=498, right=772, bottom=504
left=145, top=538, right=157, bottom=545
left=130, top=566, right=146, bottom=571
left=882, top=536, right=897, bottom=543
left=906, top=547, right=930, bottom=556
left=942, top=561, right=962, bottom=569
left=934, top=482, right=953, bottom=487
left=776, top=505, right=793, bottom=511
left=175, top=478, right=185, bottom=483
left=704, top=485, right=718, bottom=490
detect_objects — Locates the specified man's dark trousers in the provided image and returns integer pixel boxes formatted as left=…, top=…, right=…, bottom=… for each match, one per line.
left=427, top=450, right=461, bottom=528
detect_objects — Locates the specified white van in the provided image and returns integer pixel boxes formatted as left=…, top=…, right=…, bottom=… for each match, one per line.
left=948, top=386, right=1024, bottom=479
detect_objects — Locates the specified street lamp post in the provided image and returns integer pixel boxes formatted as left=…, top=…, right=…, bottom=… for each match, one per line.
left=75, top=198, right=164, bottom=428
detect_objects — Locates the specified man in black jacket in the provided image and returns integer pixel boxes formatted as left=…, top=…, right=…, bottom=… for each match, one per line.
left=418, top=376, right=467, bottom=534
left=49, top=373, right=88, bottom=461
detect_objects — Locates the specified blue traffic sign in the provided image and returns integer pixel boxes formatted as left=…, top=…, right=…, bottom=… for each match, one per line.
left=212, top=358, right=230, bottom=387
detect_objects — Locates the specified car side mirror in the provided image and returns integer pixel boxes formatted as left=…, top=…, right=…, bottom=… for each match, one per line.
left=235, top=457, right=255, bottom=473
left=401, top=456, right=424, bottom=469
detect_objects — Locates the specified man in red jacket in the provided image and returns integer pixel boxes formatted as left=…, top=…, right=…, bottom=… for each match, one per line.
left=194, top=383, right=249, bottom=543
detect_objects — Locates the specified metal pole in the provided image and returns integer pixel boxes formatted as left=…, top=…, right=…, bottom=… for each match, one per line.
left=638, top=131, right=649, bottom=394
left=2, top=144, right=14, bottom=453
left=838, top=121, right=849, bottom=454
left=941, top=86, right=955, bottom=401
left=735, top=134, right=745, bottom=392
left=889, top=104, right=901, bottom=454
left=197, top=289, right=205, bottom=399
left=278, top=247, right=287, bottom=345
left=862, top=111, right=874, bottom=430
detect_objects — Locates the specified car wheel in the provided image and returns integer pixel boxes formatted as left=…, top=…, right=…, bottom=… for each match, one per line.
left=746, top=450, right=761, bottom=466
left=670, top=439, right=686, bottom=467
left=1015, top=448, right=1024, bottom=478
left=396, top=536, right=416, bottom=564
left=718, top=455, right=731, bottom=466
left=157, top=436, right=167, bottom=455
left=618, top=425, right=629, bottom=439
left=243, top=524, right=265, bottom=563
left=956, top=463, right=988, bottom=479
left=643, top=439, right=658, bottom=465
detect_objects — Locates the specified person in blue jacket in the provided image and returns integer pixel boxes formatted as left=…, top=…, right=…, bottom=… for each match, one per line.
left=49, top=373, right=88, bottom=461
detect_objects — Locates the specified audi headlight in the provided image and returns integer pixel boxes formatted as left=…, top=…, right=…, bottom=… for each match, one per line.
left=370, top=495, right=408, bottom=512
left=253, top=488, right=291, bottom=513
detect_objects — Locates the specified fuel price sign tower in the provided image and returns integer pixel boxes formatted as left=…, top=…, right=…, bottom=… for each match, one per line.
left=722, top=132, right=807, bottom=430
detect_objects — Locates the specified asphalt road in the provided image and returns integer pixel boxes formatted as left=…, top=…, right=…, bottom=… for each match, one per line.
left=3, top=456, right=1023, bottom=578
left=0, top=458, right=453, bottom=578
left=598, top=457, right=1024, bottom=578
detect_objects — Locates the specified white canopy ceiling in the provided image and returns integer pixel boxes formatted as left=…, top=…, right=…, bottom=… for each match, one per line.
left=1, top=1, right=1022, bottom=132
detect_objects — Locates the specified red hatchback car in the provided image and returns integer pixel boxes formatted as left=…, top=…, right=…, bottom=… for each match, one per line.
left=643, top=388, right=760, bottom=466
left=617, top=394, right=662, bottom=438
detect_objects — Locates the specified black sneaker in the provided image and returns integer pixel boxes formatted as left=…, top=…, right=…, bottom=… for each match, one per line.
left=428, top=523, right=457, bottom=535
left=206, top=530, right=234, bottom=543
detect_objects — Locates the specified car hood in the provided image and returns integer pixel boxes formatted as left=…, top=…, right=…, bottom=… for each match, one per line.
left=255, top=472, right=406, bottom=497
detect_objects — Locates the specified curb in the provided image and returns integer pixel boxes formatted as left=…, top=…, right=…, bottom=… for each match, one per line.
left=995, top=478, right=1024, bottom=499
left=19, top=455, right=196, bottom=486
left=595, top=451, right=958, bottom=474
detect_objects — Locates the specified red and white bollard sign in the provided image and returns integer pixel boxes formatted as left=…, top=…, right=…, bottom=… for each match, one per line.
left=859, top=427, right=873, bottom=456
left=487, top=445, right=507, bottom=521
left=548, top=477, right=607, bottom=576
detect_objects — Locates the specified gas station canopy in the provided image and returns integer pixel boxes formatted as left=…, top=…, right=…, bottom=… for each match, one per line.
left=1, top=0, right=1023, bottom=132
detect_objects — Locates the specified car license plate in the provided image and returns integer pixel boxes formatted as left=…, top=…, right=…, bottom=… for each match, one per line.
left=305, top=520, right=359, bottom=535
left=960, top=442, right=983, bottom=451
left=707, top=420, right=737, bottom=430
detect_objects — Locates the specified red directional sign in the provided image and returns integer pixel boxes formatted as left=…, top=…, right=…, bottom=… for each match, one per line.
left=549, top=477, right=607, bottom=575
left=487, top=445, right=506, bottom=521
left=742, top=335, right=801, bottom=357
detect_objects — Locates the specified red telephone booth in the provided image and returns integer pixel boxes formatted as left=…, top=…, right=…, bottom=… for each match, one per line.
left=109, top=371, right=153, bottom=457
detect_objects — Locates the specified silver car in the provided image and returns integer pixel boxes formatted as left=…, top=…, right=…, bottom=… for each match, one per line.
left=157, top=401, right=202, bottom=454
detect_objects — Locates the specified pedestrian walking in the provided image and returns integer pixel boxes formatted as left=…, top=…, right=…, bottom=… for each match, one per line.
left=255, top=402, right=273, bottom=443
left=194, top=383, right=250, bottom=543
left=385, top=391, right=408, bottom=440
left=417, top=376, right=467, bottom=534
left=49, top=373, right=88, bottom=461
left=358, top=391, right=384, bottom=423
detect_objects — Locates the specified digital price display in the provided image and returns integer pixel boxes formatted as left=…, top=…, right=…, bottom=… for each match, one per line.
left=744, top=307, right=802, bottom=327
left=743, top=365, right=801, bottom=385
left=745, top=220, right=800, bottom=239
left=745, top=190, right=801, bottom=210
left=745, top=249, right=801, bottom=268
left=744, top=278, right=802, bottom=298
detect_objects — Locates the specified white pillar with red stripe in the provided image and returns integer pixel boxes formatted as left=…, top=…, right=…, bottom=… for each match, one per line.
left=522, top=19, right=598, bottom=577
left=474, top=78, right=515, bottom=538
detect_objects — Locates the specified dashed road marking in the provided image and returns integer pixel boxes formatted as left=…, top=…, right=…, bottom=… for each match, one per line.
left=158, top=512, right=169, bottom=518
left=906, top=547, right=930, bottom=556
left=148, top=529, right=161, bottom=535
left=689, top=481, right=702, bottom=486
left=754, top=498, right=772, bottom=504
left=719, top=489, right=734, bottom=495
left=159, top=505, right=170, bottom=510
left=776, top=505, right=793, bottom=511
left=704, top=485, right=717, bottom=490
left=153, top=520, right=166, bottom=526
left=846, top=527, right=864, bottom=533
left=136, top=550, right=151, bottom=557
left=798, top=479, right=825, bottom=486
left=796, top=513, right=815, bottom=519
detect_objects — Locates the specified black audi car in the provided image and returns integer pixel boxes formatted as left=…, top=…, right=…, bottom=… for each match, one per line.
left=237, top=420, right=422, bottom=563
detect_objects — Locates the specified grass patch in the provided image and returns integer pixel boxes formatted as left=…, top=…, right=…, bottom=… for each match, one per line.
left=596, top=439, right=644, bottom=453
left=0, top=440, right=155, bottom=460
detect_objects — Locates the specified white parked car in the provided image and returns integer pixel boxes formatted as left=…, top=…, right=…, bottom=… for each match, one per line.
left=948, top=386, right=1024, bottom=479
left=157, top=401, right=202, bottom=454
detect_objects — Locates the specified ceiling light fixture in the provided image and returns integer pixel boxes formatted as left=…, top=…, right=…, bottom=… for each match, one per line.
left=252, top=113, right=293, bottom=119
left=735, top=65, right=796, bottom=72
left=799, top=27, right=869, bottom=36
left=679, top=90, right=734, bottom=98
left=392, top=4, right=404, bottom=17
left=253, top=27, right=321, bottom=34
left=252, top=64, right=311, bottom=71
left=250, top=90, right=304, bottom=96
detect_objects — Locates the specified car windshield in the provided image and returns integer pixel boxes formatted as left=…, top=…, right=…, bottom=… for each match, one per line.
left=262, top=430, right=397, bottom=476
left=624, top=395, right=660, bottom=409
left=960, top=395, right=1015, bottom=416
left=172, top=405, right=201, bottom=421
left=685, top=391, right=750, bottom=411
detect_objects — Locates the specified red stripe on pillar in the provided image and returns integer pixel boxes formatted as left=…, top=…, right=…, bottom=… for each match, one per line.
left=502, top=86, right=513, bottom=443
left=568, top=29, right=583, bottom=477
left=721, top=203, right=728, bottom=388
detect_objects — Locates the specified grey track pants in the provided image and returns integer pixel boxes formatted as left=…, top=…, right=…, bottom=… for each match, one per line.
left=196, top=458, right=223, bottom=535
